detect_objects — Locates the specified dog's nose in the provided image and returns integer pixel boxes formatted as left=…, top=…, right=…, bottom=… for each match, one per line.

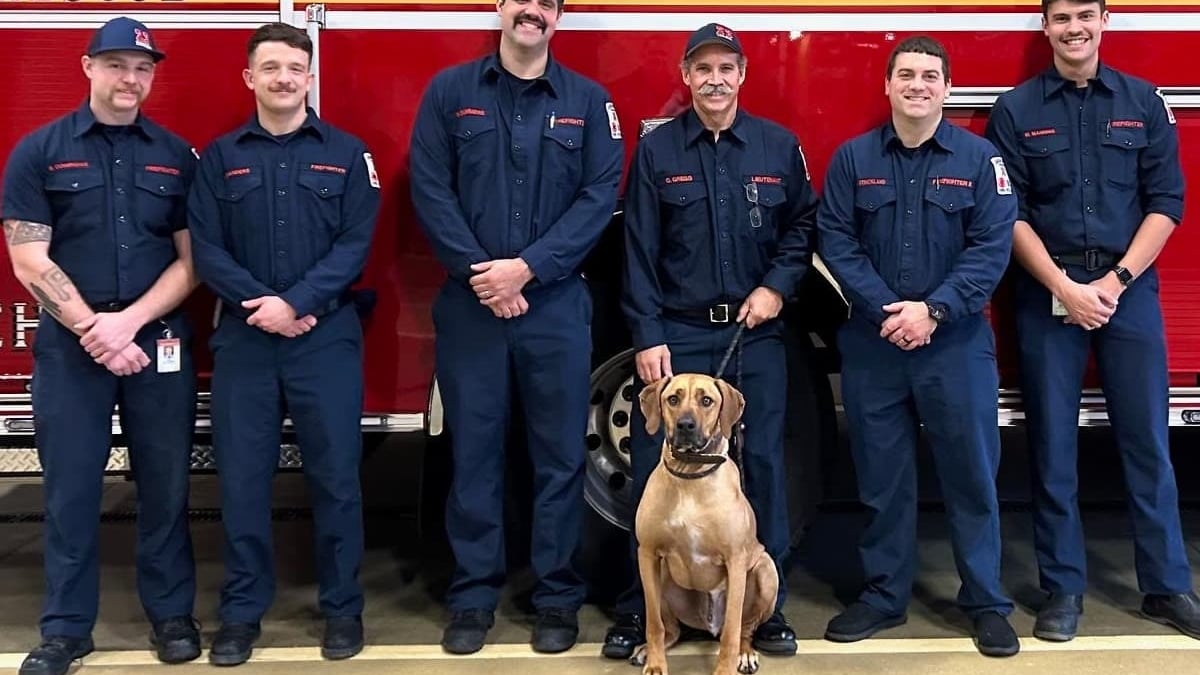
left=675, top=415, right=697, bottom=434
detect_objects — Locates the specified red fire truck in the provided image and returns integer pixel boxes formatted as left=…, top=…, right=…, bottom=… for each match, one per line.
left=2, top=0, right=1199, bottom=538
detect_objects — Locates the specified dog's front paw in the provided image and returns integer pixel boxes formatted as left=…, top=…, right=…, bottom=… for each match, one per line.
left=737, top=649, right=760, bottom=674
left=642, top=658, right=668, bottom=675
left=630, top=644, right=647, bottom=666
left=635, top=646, right=667, bottom=675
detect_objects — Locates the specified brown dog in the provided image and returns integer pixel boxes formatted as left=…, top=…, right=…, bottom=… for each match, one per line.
left=633, top=374, right=778, bottom=675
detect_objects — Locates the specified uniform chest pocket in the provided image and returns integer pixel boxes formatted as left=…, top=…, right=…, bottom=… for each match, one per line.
left=217, top=170, right=264, bottom=203
left=923, top=185, right=974, bottom=251
left=658, top=180, right=709, bottom=213
left=1101, top=125, right=1148, bottom=187
left=44, top=169, right=105, bottom=228
left=452, top=115, right=497, bottom=170
left=1018, top=131, right=1072, bottom=194
left=134, top=171, right=185, bottom=234
left=297, top=170, right=347, bottom=233
left=744, top=178, right=787, bottom=243
left=543, top=123, right=585, bottom=186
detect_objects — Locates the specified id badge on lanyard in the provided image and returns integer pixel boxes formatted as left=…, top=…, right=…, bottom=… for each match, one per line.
left=156, top=320, right=180, bottom=373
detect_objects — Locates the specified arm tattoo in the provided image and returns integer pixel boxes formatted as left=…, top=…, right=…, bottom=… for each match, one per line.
left=30, top=283, right=62, bottom=319
left=39, top=267, right=74, bottom=302
left=3, top=220, right=52, bottom=246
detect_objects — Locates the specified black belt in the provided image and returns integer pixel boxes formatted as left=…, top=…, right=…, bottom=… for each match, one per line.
left=90, top=301, right=131, bottom=313
left=663, top=302, right=740, bottom=326
left=1051, top=249, right=1118, bottom=272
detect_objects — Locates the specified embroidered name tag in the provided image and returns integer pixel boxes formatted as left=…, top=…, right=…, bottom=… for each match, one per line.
left=856, top=178, right=888, bottom=186
left=664, top=174, right=695, bottom=184
left=455, top=107, right=487, bottom=118
left=932, top=177, right=973, bottom=188
left=1023, top=128, right=1057, bottom=138
left=145, top=165, right=180, bottom=176
left=1110, top=119, right=1145, bottom=129
left=49, top=161, right=90, bottom=171
left=309, top=163, right=347, bottom=174
left=555, top=117, right=586, bottom=127
left=749, top=175, right=783, bottom=185
left=224, top=167, right=251, bottom=178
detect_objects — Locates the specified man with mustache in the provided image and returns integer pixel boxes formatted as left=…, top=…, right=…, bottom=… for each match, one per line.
left=187, top=23, right=380, bottom=665
left=1, top=17, right=201, bottom=675
left=605, top=23, right=817, bottom=660
left=409, top=0, right=623, bottom=656
left=986, top=0, right=1200, bottom=641
left=818, top=36, right=1018, bottom=656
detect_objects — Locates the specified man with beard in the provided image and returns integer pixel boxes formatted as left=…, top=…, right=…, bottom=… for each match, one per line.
left=986, top=0, right=1200, bottom=641
left=410, top=0, right=623, bottom=656
left=1, top=17, right=201, bottom=675
left=817, top=36, right=1018, bottom=657
left=604, top=23, right=817, bottom=660
left=187, top=23, right=380, bottom=665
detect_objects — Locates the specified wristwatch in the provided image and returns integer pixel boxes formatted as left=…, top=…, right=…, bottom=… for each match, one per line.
left=927, top=302, right=948, bottom=323
left=1112, top=265, right=1134, bottom=287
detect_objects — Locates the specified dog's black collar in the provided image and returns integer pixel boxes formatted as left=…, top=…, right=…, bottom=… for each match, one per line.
left=664, top=436, right=726, bottom=480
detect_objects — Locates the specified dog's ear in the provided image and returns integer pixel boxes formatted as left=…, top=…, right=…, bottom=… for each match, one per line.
left=715, top=378, right=745, bottom=439
left=639, top=377, right=670, bottom=435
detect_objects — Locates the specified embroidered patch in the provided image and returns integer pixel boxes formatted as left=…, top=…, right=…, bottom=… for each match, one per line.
left=145, top=165, right=180, bottom=176
left=1155, top=89, right=1176, bottom=125
left=932, top=177, right=973, bottom=188
left=455, top=107, right=487, bottom=118
left=1022, top=128, right=1057, bottom=138
left=48, top=161, right=89, bottom=171
left=363, top=152, right=380, bottom=189
left=991, top=157, right=1012, bottom=195
left=605, top=102, right=622, bottom=140
left=133, top=28, right=152, bottom=50
left=856, top=178, right=888, bottom=187
left=555, top=117, right=586, bottom=127
left=664, top=174, right=694, bottom=184
left=715, top=24, right=735, bottom=41
left=1110, top=119, right=1145, bottom=129
left=309, top=163, right=347, bottom=175
left=224, top=167, right=251, bottom=179
left=749, top=175, right=783, bottom=185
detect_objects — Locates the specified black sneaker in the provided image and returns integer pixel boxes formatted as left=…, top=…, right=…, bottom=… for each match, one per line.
left=601, top=612, right=645, bottom=660
left=150, top=616, right=201, bottom=664
left=531, top=607, right=579, bottom=654
left=1142, top=591, right=1200, bottom=640
left=751, top=611, right=797, bottom=655
left=973, top=611, right=1020, bottom=657
left=1033, top=593, right=1083, bottom=642
left=209, top=622, right=261, bottom=667
left=825, top=602, right=907, bottom=642
left=322, top=616, right=364, bottom=660
left=19, top=636, right=94, bottom=675
left=442, top=609, right=494, bottom=655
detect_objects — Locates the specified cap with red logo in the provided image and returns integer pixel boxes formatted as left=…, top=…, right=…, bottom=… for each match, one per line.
left=87, top=17, right=165, bottom=62
left=683, top=23, right=743, bottom=59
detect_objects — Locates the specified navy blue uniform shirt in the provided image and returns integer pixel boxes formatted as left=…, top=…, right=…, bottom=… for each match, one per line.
left=187, top=109, right=380, bottom=317
left=409, top=54, right=623, bottom=287
left=985, top=64, right=1183, bottom=256
left=818, top=119, right=1016, bottom=326
left=1, top=101, right=195, bottom=305
left=622, top=109, right=818, bottom=350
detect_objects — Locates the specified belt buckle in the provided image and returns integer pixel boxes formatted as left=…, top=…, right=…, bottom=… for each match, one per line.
left=709, top=304, right=730, bottom=323
left=1085, top=249, right=1102, bottom=271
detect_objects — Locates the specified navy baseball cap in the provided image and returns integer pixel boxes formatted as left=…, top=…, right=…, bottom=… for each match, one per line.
left=87, top=17, right=165, bottom=62
left=684, top=23, right=743, bottom=59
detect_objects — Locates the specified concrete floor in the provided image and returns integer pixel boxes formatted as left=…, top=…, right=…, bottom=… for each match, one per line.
left=1, top=475, right=1199, bottom=674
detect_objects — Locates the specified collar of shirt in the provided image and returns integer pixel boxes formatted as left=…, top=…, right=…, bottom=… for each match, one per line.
left=235, top=106, right=327, bottom=143
left=879, top=117, right=955, bottom=155
left=70, top=99, right=154, bottom=141
left=480, top=52, right=560, bottom=98
left=682, top=107, right=749, bottom=148
left=1040, top=61, right=1121, bottom=99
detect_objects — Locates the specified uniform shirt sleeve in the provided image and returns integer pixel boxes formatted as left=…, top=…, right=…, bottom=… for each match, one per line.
left=519, top=90, right=624, bottom=284
left=186, top=144, right=276, bottom=304
left=815, top=143, right=902, bottom=326
left=280, top=143, right=381, bottom=317
left=620, top=139, right=666, bottom=350
left=983, top=99, right=1033, bottom=224
left=761, top=139, right=817, bottom=298
left=925, top=146, right=1017, bottom=322
left=409, top=76, right=493, bottom=283
left=1, top=135, right=51, bottom=225
left=1139, top=88, right=1184, bottom=224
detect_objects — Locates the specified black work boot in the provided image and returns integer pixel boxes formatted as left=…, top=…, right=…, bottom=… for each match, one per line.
left=531, top=607, right=579, bottom=653
left=825, top=602, right=907, bottom=642
left=209, top=622, right=261, bottom=667
left=1142, top=591, right=1200, bottom=639
left=601, top=612, right=645, bottom=659
left=322, top=616, right=364, bottom=660
left=752, top=611, right=798, bottom=655
left=19, top=636, right=94, bottom=675
left=973, top=611, right=1020, bottom=657
left=1033, top=593, right=1083, bottom=642
left=441, top=609, right=494, bottom=655
left=150, top=616, right=201, bottom=664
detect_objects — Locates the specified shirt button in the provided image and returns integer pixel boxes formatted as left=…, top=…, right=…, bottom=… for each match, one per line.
left=277, top=220, right=285, bottom=227
left=117, top=215, right=127, bottom=223
left=514, top=211, right=522, bottom=220
left=679, top=196, right=687, bottom=203
left=464, top=131, right=472, bottom=137
left=158, top=185, right=167, bottom=193
left=515, top=178, right=524, bottom=185
left=719, top=167, right=727, bottom=175
left=120, top=243, right=129, bottom=250
left=905, top=209, right=913, bottom=215
left=909, top=179, right=916, bottom=184
left=1084, top=178, right=1092, bottom=185
left=114, top=158, right=123, bottom=165
left=1082, top=121, right=1088, bottom=127
left=867, top=202, right=875, bottom=208
left=719, top=198, right=727, bottom=205
left=277, top=251, right=286, bottom=257
left=722, top=261, right=730, bottom=268
left=320, top=187, right=330, bottom=195
left=115, top=187, right=125, bottom=195
left=279, top=162, right=288, bottom=168
left=1082, top=149, right=1089, bottom=155
left=1086, top=205, right=1095, bottom=213
left=566, top=139, right=574, bottom=147
left=904, top=242, right=912, bottom=248
left=1124, top=140, right=1133, bottom=146
left=515, top=114, right=523, bottom=122
left=71, top=181, right=80, bottom=188
left=513, top=145, right=521, bottom=152
left=721, top=232, right=729, bottom=239
left=277, top=188, right=287, bottom=196
left=903, top=274, right=911, bottom=280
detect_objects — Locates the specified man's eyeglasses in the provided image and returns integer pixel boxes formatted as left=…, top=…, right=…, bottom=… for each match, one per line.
left=745, top=182, right=762, bottom=229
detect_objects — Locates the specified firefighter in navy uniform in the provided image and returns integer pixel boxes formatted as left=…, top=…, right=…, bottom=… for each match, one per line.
left=0, top=17, right=200, bottom=675
left=817, top=36, right=1019, bottom=657
left=409, top=0, right=623, bottom=657
left=986, top=0, right=1200, bottom=641
left=603, top=23, right=818, bottom=660
left=187, top=24, right=380, bottom=665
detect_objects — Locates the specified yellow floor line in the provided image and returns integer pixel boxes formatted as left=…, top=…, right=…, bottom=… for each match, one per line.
left=1, top=635, right=1199, bottom=668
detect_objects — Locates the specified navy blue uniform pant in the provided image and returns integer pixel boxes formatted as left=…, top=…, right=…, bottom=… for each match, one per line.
left=616, top=318, right=790, bottom=615
left=839, top=314, right=1011, bottom=618
left=434, top=278, right=592, bottom=612
left=1015, top=266, right=1191, bottom=595
left=211, top=304, right=365, bottom=623
left=33, top=311, right=196, bottom=638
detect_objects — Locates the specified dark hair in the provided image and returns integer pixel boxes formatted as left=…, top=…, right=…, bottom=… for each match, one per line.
left=1042, top=0, right=1106, bottom=16
left=247, top=23, right=313, bottom=64
left=886, top=35, right=951, bottom=82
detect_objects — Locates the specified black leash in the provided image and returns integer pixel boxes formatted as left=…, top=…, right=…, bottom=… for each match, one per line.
left=713, top=322, right=747, bottom=489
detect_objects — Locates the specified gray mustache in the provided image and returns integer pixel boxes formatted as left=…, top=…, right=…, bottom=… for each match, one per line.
left=699, top=84, right=733, bottom=96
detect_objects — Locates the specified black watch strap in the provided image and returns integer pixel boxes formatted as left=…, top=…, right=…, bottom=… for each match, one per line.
left=1112, top=265, right=1133, bottom=287
left=927, top=302, right=948, bottom=323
